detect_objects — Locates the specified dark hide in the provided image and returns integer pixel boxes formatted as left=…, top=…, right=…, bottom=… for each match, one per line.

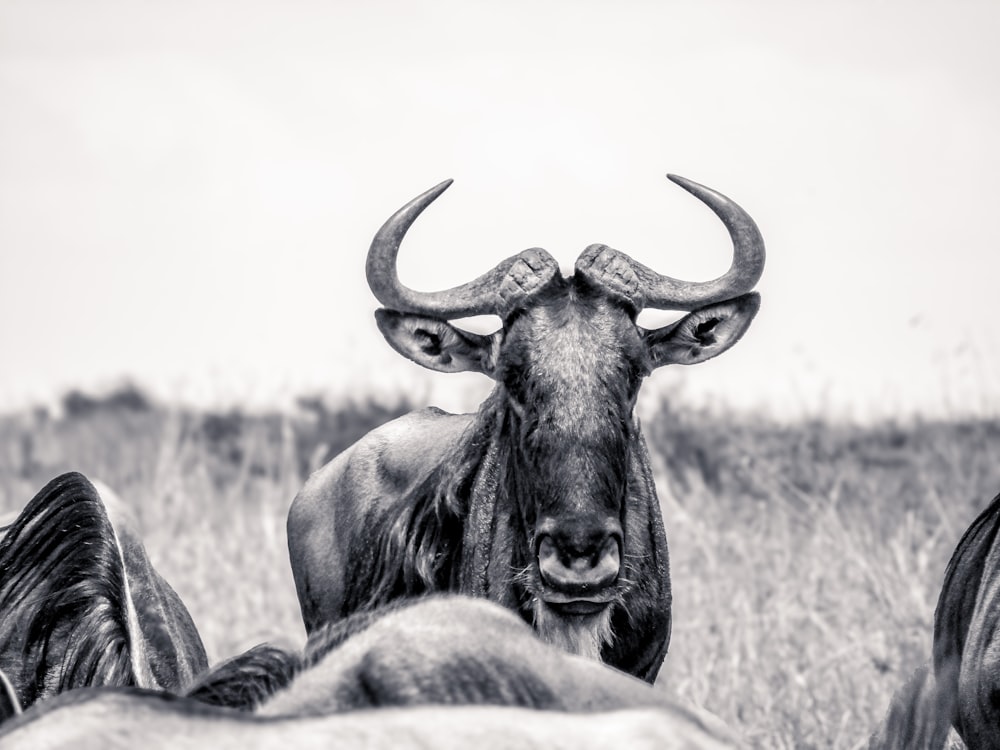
left=184, top=644, right=296, bottom=711
left=933, top=490, right=1000, bottom=748
left=0, top=472, right=207, bottom=712
left=865, top=663, right=954, bottom=750
left=327, top=279, right=671, bottom=683
left=0, top=472, right=136, bottom=708
left=339, top=385, right=671, bottom=682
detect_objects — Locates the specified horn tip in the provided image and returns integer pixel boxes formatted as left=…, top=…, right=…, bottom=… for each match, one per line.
left=666, top=173, right=697, bottom=190
left=419, top=178, right=454, bottom=201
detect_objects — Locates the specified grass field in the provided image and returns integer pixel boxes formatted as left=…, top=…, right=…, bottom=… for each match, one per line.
left=1, top=386, right=998, bottom=748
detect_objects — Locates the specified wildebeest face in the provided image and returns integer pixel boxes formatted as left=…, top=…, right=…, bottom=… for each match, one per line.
left=496, top=280, right=644, bottom=608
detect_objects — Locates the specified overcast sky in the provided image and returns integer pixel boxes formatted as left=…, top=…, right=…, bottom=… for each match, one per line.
left=1, top=0, right=998, bottom=421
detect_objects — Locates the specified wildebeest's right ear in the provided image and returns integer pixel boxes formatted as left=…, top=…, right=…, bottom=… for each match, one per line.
left=375, top=309, right=500, bottom=377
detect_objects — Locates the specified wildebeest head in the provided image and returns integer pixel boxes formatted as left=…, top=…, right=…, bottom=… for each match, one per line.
left=367, top=176, right=764, bottom=640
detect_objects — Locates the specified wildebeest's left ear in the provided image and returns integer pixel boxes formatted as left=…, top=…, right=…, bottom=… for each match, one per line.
left=375, top=309, right=500, bottom=377
left=642, top=293, right=760, bottom=369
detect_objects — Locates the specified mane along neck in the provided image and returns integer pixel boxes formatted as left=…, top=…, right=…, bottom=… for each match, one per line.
left=0, top=473, right=135, bottom=707
left=342, top=400, right=503, bottom=614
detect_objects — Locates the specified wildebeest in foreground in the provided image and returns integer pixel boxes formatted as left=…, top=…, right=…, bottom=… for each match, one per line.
left=288, top=175, right=766, bottom=681
left=866, top=490, right=1000, bottom=749
left=0, top=595, right=740, bottom=748
left=0, top=472, right=207, bottom=713
left=931, top=489, right=1000, bottom=749
left=0, top=696, right=736, bottom=750
left=0, top=472, right=739, bottom=747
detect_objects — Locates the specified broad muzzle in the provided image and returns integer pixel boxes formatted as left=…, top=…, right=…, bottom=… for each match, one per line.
left=535, top=519, right=622, bottom=608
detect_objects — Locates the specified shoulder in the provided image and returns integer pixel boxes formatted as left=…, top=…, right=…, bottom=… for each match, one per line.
left=295, top=407, right=476, bottom=508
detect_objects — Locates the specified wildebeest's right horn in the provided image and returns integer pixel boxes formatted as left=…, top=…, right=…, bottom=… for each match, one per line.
left=367, top=180, right=558, bottom=319
left=625, top=175, right=766, bottom=311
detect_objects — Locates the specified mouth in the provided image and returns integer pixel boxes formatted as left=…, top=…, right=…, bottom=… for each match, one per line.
left=545, top=600, right=609, bottom=616
left=539, top=589, right=616, bottom=616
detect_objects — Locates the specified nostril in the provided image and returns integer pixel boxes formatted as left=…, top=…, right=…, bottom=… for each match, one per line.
left=537, top=535, right=560, bottom=566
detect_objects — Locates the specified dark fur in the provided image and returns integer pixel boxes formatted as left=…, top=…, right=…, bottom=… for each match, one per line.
left=184, top=645, right=296, bottom=711
left=338, top=281, right=670, bottom=682
left=933, top=492, right=1000, bottom=683
left=0, top=472, right=135, bottom=709
left=866, top=663, right=954, bottom=750
left=340, top=432, right=482, bottom=614
left=933, top=490, right=1000, bottom=747
left=340, top=385, right=635, bottom=618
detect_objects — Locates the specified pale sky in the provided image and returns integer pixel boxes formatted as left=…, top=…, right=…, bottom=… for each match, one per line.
left=1, top=0, right=998, bottom=421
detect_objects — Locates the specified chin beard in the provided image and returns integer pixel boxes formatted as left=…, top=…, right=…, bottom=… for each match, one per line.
left=532, top=601, right=614, bottom=661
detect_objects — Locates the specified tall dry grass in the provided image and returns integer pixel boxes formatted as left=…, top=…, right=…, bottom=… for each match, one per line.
left=1, top=388, right=998, bottom=748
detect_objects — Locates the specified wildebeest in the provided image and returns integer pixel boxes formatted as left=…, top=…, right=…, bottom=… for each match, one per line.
left=0, top=473, right=738, bottom=746
left=0, top=472, right=208, bottom=711
left=866, top=663, right=954, bottom=750
left=184, top=595, right=737, bottom=739
left=931, top=489, right=1000, bottom=749
left=0, top=696, right=736, bottom=750
left=254, top=596, right=733, bottom=723
left=288, top=174, right=765, bottom=681
left=0, top=597, right=739, bottom=749
left=866, top=490, right=1000, bottom=749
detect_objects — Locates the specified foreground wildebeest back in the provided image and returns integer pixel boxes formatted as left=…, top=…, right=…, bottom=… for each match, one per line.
left=288, top=175, right=765, bottom=681
left=5, top=598, right=737, bottom=749
left=0, top=692, right=738, bottom=750
left=932, top=490, right=1000, bottom=749
left=0, top=472, right=207, bottom=710
left=254, top=596, right=733, bottom=741
left=180, top=596, right=735, bottom=743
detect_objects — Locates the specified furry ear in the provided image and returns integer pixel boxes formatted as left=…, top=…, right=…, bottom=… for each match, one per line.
left=643, top=293, right=760, bottom=368
left=375, top=309, right=500, bottom=377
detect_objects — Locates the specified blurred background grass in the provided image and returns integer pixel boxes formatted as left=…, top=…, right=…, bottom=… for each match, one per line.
left=1, top=383, right=998, bottom=748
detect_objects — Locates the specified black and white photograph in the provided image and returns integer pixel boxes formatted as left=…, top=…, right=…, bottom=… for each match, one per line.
left=1, top=1, right=999, bottom=747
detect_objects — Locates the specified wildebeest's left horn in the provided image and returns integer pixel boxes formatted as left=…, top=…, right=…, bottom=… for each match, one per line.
left=598, top=175, right=765, bottom=311
left=367, top=180, right=558, bottom=319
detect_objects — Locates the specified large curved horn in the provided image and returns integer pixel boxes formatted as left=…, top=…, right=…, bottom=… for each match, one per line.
left=619, top=175, right=765, bottom=311
left=366, top=180, right=557, bottom=319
